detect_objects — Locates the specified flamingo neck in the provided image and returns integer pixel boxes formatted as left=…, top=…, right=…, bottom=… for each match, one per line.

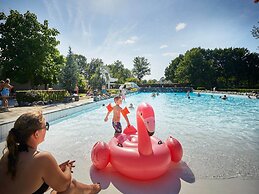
left=137, top=116, right=153, bottom=155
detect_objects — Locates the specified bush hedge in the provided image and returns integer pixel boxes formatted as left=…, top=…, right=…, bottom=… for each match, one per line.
left=107, top=89, right=120, bottom=95
left=16, top=90, right=69, bottom=104
left=217, top=88, right=259, bottom=93
left=196, top=87, right=206, bottom=90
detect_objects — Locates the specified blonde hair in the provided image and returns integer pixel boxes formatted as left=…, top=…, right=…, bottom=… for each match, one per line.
left=5, top=111, right=44, bottom=178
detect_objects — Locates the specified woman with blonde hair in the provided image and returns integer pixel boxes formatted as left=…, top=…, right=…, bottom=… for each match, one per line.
left=0, top=111, right=101, bottom=194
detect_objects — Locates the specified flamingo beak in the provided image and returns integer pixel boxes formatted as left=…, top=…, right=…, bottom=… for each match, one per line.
left=143, top=117, right=155, bottom=136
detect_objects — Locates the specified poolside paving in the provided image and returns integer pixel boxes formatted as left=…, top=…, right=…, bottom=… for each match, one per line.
left=1, top=93, right=259, bottom=194
left=0, top=96, right=94, bottom=124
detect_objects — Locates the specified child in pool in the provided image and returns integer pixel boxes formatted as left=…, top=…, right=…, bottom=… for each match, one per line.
left=129, top=103, right=134, bottom=109
left=104, top=96, right=130, bottom=136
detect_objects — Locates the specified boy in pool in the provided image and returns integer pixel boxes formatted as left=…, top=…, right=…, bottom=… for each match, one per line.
left=104, top=96, right=130, bottom=136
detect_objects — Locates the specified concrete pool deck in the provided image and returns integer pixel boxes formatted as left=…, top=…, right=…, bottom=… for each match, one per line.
left=0, top=96, right=94, bottom=125
left=0, top=94, right=259, bottom=194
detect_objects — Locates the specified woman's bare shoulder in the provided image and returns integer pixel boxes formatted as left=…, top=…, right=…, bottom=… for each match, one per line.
left=34, top=151, right=56, bottom=163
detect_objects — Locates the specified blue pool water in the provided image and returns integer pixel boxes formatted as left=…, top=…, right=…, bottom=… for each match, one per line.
left=40, top=92, right=259, bottom=180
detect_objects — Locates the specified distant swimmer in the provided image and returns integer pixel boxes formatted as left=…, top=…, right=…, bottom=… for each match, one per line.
left=129, top=103, right=134, bottom=109
left=151, top=93, right=156, bottom=97
left=248, top=95, right=259, bottom=99
left=197, top=92, right=201, bottom=97
left=220, top=95, right=227, bottom=100
left=156, top=92, right=159, bottom=96
left=186, top=91, right=190, bottom=99
left=211, top=95, right=214, bottom=98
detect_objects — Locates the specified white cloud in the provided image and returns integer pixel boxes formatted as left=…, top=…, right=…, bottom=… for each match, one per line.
left=176, top=23, right=187, bottom=31
left=43, top=0, right=64, bottom=25
left=162, top=52, right=179, bottom=58
left=118, top=36, right=138, bottom=45
left=160, top=44, right=168, bottom=49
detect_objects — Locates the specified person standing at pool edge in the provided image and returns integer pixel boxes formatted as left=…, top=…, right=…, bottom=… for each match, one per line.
left=0, top=111, right=101, bottom=194
left=1, top=78, right=13, bottom=111
left=121, top=85, right=127, bottom=101
left=104, top=96, right=130, bottom=136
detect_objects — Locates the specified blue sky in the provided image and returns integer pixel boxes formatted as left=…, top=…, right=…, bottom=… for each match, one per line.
left=1, top=0, right=258, bottom=79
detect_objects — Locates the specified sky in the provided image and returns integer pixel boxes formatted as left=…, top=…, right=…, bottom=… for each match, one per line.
left=1, top=0, right=258, bottom=80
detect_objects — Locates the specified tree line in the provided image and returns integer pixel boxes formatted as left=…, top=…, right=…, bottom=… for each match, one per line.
left=164, top=47, right=259, bottom=89
left=60, top=47, right=150, bottom=92
left=0, top=10, right=151, bottom=92
left=1, top=10, right=258, bottom=92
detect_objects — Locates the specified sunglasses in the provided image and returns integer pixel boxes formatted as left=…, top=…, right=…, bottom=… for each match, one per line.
left=46, top=122, right=49, bottom=131
left=44, top=122, right=50, bottom=131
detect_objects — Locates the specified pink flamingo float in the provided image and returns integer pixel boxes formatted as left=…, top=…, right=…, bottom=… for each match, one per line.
left=91, top=102, right=183, bottom=180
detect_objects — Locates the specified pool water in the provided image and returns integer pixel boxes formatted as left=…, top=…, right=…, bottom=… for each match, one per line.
left=40, top=92, right=259, bottom=180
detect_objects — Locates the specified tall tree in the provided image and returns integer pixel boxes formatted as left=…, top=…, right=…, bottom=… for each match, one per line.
left=86, top=58, right=105, bottom=90
left=251, top=22, right=259, bottom=39
left=107, top=60, right=131, bottom=83
left=73, top=54, right=88, bottom=91
left=59, top=47, right=79, bottom=93
left=74, top=54, right=87, bottom=75
left=251, top=21, right=259, bottom=49
left=164, top=54, right=184, bottom=82
left=132, top=56, right=151, bottom=81
left=175, top=48, right=214, bottom=88
left=0, top=10, right=63, bottom=87
left=164, top=47, right=259, bottom=89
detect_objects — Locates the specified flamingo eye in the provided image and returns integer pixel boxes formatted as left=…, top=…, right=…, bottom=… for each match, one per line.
left=140, top=113, right=143, bottom=116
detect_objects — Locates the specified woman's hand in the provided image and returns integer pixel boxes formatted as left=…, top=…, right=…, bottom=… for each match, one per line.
left=59, top=160, right=75, bottom=173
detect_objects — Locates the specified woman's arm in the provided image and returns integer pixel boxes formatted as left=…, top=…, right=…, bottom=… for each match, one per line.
left=38, top=152, right=72, bottom=192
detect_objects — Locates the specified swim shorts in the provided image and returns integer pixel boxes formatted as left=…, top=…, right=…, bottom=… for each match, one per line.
left=112, top=121, right=122, bottom=134
left=1, top=88, right=9, bottom=97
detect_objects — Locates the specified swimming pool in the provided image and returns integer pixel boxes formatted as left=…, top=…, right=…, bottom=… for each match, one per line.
left=40, top=92, right=259, bottom=181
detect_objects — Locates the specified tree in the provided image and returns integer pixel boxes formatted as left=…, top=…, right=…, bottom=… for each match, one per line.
left=77, top=73, right=87, bottom=92
left=164, top=54, right=184, bottom=82
left=147, top=79, right=158, bottom=84
left=251, top=21, right=259, bottom=50
left=59, top=47, right=79, bottom=93
left=86, top=58, right=105, bottom=90
left=0, top=10, right=63, bottom=87
left=125, top=77, right=140, bottom=84
left=164, top=47, right=259, bottom=89
left=132, top=56, right=151, bottom=81
left=74, top=54, right=87, bottom=75
left=107, top=60, right=132, bottom=83
left=73, top=54, right=88, bottom=92
left=252, top=22, right=259, bottom=39
left=174, top=48, right=214, bottom=88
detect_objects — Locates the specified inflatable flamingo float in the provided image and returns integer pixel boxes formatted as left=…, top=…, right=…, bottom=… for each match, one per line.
left=91, top=102, right=183, bottom=180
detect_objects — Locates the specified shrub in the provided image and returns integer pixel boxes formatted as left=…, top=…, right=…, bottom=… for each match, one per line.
left=16, top=91, right=41, bottom=103
left=196, top=87, right=206, bottom=90
left=217, top=88, right=259, bottom=93
left=130, top=88, right=139, bottom=92
left=16, top=90, right=69, bottom=105
left=107, top=89, right=120, bottom=95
